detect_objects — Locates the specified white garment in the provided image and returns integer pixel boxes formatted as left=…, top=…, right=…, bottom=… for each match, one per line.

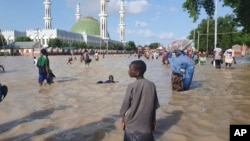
left=33, top=59, right=37, bottom=65
left=153, top=52, right=158, bottom=59
left=214, top=47, right=222, bottom=60
left=94, top=53, right=99, bottom=59
left=224, top=49, right=234, bottom=63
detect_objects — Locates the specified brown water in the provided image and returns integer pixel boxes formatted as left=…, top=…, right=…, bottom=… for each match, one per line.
left=0, top=55, right=250, bottom=141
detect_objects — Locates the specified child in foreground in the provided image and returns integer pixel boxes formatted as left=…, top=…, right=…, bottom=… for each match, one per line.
left=120, top=60, right=160, bottom=141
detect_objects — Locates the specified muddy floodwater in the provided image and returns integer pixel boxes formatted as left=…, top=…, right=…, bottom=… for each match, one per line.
left=0, top=55, right=250, bottom=141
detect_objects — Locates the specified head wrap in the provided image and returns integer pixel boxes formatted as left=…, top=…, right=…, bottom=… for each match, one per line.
left=166, top=39, right=193, bottom=53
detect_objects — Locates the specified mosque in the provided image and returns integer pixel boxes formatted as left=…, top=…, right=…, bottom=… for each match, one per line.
left=0, top=0, right=126, bottom=55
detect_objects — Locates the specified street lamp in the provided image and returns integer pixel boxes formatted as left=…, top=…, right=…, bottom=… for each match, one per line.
left=36, top=28, right=41, bottom=50
left=213, top=0, right=218, bottom=67
left=99, top=38, right=101, bottom=51
left=104, top=38, right=109, bottom=54
left=106, top=39, right=109, bottom=54
left=137, top=23, right=140, bottom=55
left=206, top=18, right=210, bottom=56
left=137, top=23, right=140, bottom=47
left=197, top=31, right=200, bottom=52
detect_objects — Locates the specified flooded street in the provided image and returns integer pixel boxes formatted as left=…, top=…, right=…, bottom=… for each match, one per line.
left=0, top=55, right=250, bottom=141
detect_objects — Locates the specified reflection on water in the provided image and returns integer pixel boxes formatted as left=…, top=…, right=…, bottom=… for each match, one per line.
left=0, top=55, right=250, bottom=141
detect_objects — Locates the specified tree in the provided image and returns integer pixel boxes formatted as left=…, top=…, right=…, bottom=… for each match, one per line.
left=224, top=0, right=250, bottom=33
left=125, top=41, right=136, bottom=51
left=71, top=42, right=79, bottom=48
left=15, top=36, right=32, bottom=42
left=0, top=34, right=6, bottom=47
left=79, top=42, right=87, bottom=49
left=62, top=42, right=69, bottom=47
left=182, top=0, right=250, bottom=33
left=108, top=44, right=123, bottom=50
left=48, top=38, right=62, bottom=48
left=234, top=33, right=250, bottom=46
left=149, top=42, right=159, bottom=49
left=188, top=15, right=240, bottom=52
left=182, top=0, right=215, bottom=22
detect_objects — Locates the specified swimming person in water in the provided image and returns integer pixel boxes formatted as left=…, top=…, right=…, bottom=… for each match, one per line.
left=0, top=83, right=8, bottom=102
left=96, top=75, right=115, bottom=84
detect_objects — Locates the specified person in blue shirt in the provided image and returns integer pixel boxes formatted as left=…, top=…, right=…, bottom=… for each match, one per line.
left=168, top=50, right=195, bottom=91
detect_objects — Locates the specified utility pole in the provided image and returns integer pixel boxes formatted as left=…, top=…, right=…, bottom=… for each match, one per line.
left=197, top=31, right=200, bottom=52
left=206, top=18, right=209, bottom=56
left=137, top=23, right=140, bottom=55
left=36, top=28, right=41, bottom=50
left=193, top=28, right=196, bottom=47
left=137, top=23, right=140, bottom=47
left=214, top=0, right=218, bottom=67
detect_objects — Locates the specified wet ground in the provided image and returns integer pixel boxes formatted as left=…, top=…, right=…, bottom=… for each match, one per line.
left=0, top=55, right=249, bottom=141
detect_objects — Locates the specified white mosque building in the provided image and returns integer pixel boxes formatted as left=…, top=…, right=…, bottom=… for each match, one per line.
left=1, top=0, right=126, bottom=55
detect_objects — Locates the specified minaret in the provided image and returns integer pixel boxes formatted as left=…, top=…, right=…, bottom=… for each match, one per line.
left=43, top=0, right=52, bottom=29
left=119, top=0, right=125, bottom=44
left=75, top=2, right=81, bottom=22
left=99, top=0, right=109, bottom=39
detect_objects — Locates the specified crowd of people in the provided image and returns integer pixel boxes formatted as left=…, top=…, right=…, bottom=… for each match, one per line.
left=212, top=44, right=237, bottom=69
left=1, top=40, right=240, bottom=141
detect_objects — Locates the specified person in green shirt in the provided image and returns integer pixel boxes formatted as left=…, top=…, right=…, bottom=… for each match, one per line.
left=37, top=49, right=51, bottom=86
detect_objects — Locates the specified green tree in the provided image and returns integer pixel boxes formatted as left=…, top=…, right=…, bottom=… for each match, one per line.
left=79, top=41, right=87, bottom=49
left=182, top=0, right=215, bottom=22
left=62, top=42, right=69, bottom=47
left=87, top=45, right=93, bottom=49
left=71, top=42, right=79, bottom=48
left=0, top=34, right=6, bottom=47
left=182, top=0, right=250, bottom=33
left=15, top=36, right=32, bottom=42
left=124, top=41, right=136, bottom=51
left=234, top=33, right=250, bottom=46
left=224, top=0, right=250, bottom=33
left=108, top=44, right=115, bottom=50
left=124, top=45, right=133, bottom=51
left=149, top=42, right=159, bottom=49
left=48, top=38, right=62, bottom=48
left=188, top=15, right=240, bottom=52
left=108, top=44, right=123, bottom=50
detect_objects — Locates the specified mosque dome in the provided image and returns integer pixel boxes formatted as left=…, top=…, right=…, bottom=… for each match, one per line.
left=70, top=16, right=100, bottom=36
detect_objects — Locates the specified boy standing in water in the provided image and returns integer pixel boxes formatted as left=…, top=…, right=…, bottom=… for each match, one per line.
left=120, top=60, right=160, bottom=141
left=37, top=49, right=51, bottom=86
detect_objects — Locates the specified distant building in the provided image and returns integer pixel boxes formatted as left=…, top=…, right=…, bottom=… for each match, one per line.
left=1, top=42, right=41, bottom=56
left=0, top=0, right=125, bottom=56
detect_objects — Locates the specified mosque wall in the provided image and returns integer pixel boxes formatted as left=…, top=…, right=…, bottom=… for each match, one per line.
left=1, top=30, right=26, bottom=44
